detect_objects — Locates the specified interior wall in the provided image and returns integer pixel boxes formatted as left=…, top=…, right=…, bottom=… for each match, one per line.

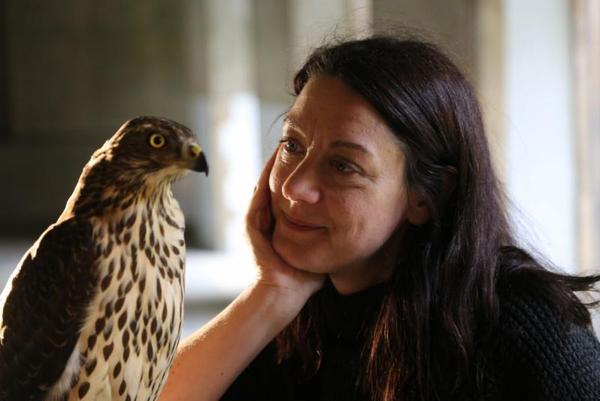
left=0, top=1, right=207, bottom=245
left=0, top=0, right=8, bottom=139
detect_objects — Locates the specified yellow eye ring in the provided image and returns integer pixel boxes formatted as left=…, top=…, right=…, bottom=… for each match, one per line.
left=149, top=134, right=166, bottom=148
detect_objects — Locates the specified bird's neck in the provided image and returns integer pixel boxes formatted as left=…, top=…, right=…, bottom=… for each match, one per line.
left=58, top=157, right=174, bottom=223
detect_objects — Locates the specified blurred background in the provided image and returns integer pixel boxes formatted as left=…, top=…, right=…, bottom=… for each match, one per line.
left=0, top=0, right=598, bottom=335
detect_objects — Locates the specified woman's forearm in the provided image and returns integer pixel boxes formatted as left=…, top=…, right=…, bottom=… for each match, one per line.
left=158, top=281, right=308, bottom=401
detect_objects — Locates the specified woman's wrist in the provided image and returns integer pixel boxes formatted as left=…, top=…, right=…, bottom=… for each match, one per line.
left=247, top=279, right=314, bottom=330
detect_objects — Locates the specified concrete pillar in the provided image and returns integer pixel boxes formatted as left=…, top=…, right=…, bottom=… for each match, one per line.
left=288, top=0, right=372, bottom=71
left=573, top=0, right=600, bottom=273
left=475, top=0, right=505, bottom=177
left=204, top=0, right=261, bottom=252
left=174, top=0, right=212, bottom=249
left=372, top=0, right=477, bottom=80
left=254, top=0, right=292, bottom=159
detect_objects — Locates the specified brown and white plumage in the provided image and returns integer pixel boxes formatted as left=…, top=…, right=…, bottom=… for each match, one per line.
left=0, top=116, right=208, bottom=401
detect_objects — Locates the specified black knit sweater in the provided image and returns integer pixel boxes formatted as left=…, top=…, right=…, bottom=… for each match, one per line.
left=221, top=278, right=600, bottom=400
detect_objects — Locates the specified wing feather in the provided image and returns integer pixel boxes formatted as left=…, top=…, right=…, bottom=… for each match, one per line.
left=0, top=218, right=98, bottom=401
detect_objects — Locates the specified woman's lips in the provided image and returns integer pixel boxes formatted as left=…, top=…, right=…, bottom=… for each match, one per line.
left=281, top=212, right=325, bottom=231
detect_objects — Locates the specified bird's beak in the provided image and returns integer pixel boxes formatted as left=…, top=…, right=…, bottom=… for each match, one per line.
left=189, top=143, right=209, bottom=176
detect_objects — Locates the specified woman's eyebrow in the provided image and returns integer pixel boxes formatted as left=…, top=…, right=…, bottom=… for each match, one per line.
left=330, top=141, right=372, bottom=156
left=284, top=116, right=372, bottom=156
left=282, top=116, right=306, bottom=137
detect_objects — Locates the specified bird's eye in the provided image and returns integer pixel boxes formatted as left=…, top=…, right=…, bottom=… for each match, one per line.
left=149, top=134, right=166, bottom=149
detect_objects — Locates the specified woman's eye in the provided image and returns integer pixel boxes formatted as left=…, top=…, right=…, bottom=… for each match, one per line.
left=330, top=159, right=357, bottom=174
left=280, top=138, right=302, bottom=154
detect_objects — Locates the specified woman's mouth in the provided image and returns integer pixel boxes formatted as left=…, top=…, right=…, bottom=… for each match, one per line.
left=281, top=212, right=325, bottom=232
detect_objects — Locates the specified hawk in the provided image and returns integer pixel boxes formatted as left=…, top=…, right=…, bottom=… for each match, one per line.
left=0, top=116, right=209, bottom=401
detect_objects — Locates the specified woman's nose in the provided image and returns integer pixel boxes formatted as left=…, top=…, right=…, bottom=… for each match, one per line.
left=281, top=162, right=320, bottom=204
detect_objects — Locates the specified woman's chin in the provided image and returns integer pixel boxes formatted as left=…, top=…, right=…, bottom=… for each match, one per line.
left=273, top=240, right=326, bottom=274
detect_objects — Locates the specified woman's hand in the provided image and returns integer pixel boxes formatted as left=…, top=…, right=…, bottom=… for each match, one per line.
left=246, top=150, right=325, bottom=303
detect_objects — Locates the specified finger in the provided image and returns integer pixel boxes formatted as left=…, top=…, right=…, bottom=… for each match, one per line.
left=255, top=149, right=278, bottom=192
left=249, top=149, right=278, bottom=210
left=247, top=149, right=279, bottom=229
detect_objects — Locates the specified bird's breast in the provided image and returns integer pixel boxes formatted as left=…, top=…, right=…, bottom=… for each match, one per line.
left=57, top=197, right=187, bottom=401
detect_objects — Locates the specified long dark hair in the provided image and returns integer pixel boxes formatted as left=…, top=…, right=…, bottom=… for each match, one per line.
left=274, top=35, right=600, bottom=401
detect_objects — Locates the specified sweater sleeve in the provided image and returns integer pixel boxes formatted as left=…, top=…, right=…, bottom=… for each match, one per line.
left=491, top=290, right=600, bottom=401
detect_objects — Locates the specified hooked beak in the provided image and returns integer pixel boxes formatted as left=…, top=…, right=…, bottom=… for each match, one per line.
left=189, top=143, right=209, bottom=176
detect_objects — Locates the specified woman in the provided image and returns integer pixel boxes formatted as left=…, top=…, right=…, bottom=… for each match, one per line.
left=159, top=36, right=600, bottom=401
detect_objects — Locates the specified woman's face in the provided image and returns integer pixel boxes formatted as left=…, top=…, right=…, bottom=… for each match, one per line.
left=269, top=75, right=414, bottom=293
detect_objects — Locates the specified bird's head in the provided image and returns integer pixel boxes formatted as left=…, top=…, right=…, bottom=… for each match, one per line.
left=65, top=116, right=208, bottom=218
left=99, top=116, right=209, bottom=183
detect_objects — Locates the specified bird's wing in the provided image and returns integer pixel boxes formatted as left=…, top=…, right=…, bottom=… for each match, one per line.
left=0, top=217, right=98, bottom=401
